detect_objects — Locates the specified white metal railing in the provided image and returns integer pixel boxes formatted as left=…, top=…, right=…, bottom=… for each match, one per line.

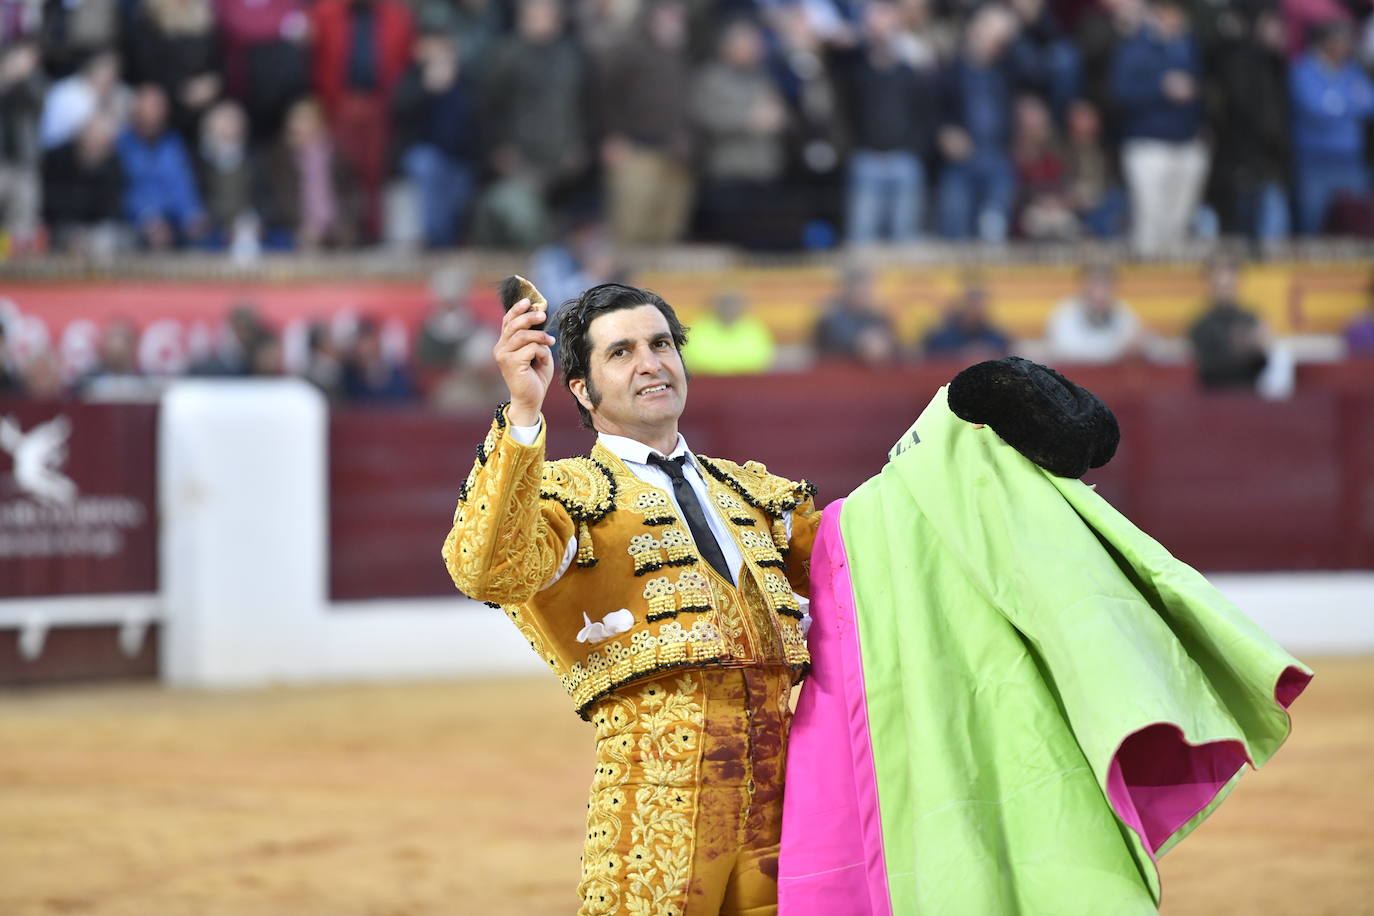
left=0, top=594, right=161, bottom=661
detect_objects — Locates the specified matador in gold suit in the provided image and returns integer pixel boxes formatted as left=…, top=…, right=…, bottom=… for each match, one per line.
left=442, top=281, right=820, bottom=915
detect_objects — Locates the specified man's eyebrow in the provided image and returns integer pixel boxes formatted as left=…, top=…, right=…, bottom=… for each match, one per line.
left=601, top=333, right=672, bottom=356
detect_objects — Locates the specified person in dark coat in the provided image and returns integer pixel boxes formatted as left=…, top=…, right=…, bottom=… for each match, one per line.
left=42, top=114, right=126, bottom=252
left=590, top=0, right=695, bottom=246
left=123, top=0, right=223, bottom=138
left=341, top=316, right=417, bottom=402
left=391, top=29, right=480, bottom=248
left=1207, top=6, right=1292, bottom=245
left=472, top=0, right=585, bottom=247
left=921, top=270, right=1013, bottom=361
left=813, top=265, right=900, bottom=365
left=216, top=0, right=310, bottom=142
left=196, top=99, right=257, bottom=244
left=1187, top=256, right=1270, bottom=390
left=0, top=40, right=45, bottom=251
left=257, top=97, right=362, bottom=249
left=832, top=0, right=939, bottom=243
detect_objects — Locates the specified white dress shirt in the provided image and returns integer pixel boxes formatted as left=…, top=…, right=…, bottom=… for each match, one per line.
left=1046, top=297, right=1142, bottom=364
left=509, top=420, right=792, bottom=590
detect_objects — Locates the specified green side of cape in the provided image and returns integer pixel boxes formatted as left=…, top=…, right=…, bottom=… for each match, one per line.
left=841, top=386, right=1309, bottom=915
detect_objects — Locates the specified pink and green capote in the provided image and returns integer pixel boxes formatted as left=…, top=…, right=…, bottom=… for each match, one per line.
left=779, top=387, right=1310, bottom=915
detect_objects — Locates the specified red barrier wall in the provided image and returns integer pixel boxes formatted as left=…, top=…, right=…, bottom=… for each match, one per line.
left=0, top=401, right=158, bottom=596
left=0, top=625, right=159, bottom=685
left=328, top=361, right=1374, bottom=600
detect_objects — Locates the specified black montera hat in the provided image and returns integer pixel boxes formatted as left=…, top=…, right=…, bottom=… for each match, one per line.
left=947, top=357, right=1119, bottom=479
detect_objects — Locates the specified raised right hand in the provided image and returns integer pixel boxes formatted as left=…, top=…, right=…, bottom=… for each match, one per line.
left=495, top=297, right=556, bottom=426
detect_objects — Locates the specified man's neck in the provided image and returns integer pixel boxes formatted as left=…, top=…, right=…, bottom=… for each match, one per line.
left=594, top=424, right=680, bottom=457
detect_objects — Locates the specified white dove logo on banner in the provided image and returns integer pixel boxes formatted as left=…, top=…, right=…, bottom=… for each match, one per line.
left=0, top=415, right=79, bottom=506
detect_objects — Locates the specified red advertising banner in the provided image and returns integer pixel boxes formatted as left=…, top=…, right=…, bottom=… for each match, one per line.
left=0, top=281, right=503, bottom=378
left=0, top=401, right=158, bottom=596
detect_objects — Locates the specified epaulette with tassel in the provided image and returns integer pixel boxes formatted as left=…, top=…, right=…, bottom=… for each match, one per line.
left=695, top=457, right=817, bottom=553
left=540, top=457, right=617, bottom=567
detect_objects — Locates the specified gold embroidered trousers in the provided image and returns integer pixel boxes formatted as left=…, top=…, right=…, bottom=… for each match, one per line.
left=577, top=666, right=793, bottom=916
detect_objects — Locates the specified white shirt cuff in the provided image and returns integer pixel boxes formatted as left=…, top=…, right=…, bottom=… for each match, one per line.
left=510, top=419, right=542, bottom=446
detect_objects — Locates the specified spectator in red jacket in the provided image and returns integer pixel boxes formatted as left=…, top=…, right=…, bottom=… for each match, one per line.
left=309, top=0, right=415, bottom=241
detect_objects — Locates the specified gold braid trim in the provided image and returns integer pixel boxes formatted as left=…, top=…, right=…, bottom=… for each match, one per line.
left=695, top=456, right=816, bottom=533
left=442, top=409, right=569, bottom=606
left=697, top=456, right=816, bottom=553
left=564, top=620, right=728, bottom=720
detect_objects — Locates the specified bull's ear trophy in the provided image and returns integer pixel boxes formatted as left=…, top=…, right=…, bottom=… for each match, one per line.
left=499, top=275, right=548, bottom=332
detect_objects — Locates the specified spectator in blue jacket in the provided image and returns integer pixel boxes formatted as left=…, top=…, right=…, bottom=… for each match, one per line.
left=116, top=84, right=207, bottom=249
left=936, top=5, right=1044, bottom=242
left=1289, top=21, right=1374, bottom=234
left=391, top=28, right=480, bottom=248
left=341, top=315, right=417, bottom=402
left=1110, top=0, right=1207, bottom=256
left=921, top=269, right=1013, bottom=360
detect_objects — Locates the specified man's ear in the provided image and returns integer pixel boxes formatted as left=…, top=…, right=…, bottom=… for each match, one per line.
left=569, top=377, right=594, bottom=415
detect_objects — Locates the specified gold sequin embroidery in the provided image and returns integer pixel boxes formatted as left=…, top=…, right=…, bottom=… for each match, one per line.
left=643, top=577, right=677, bottom=622
left=740, top=529, right=786, bottom=570
left=631, top=490, right=677, bottom=526
left=563, top=620, right=725, bottom=716
left=674, top=570, right=711, bottom=614
left=578, top=673, right=705, bottom=916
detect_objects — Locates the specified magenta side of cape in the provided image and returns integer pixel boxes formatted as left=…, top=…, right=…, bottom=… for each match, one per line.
left=778, top=499, right=893, bottom=916
left=1106, top=666, right=1312, bottom=856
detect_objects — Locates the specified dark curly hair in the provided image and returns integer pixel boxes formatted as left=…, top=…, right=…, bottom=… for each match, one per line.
left=556, top=283, right=689, bottom=429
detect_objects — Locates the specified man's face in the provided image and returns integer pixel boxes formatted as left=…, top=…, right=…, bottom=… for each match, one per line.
left=649, top=2, right=686, bottom=49
left=1067, top=101, right=1099, bottom=142
left=1210, top=265, right=1238, bottom=301
left=1083, top=271, right=1114, bottom=312
left=101, top=322, right=138, bottom=372
left=519, top=0, right=561, bottom=43
left=205, top=102, right=246, bottom=148
left=1152, top=2, right=1188, bottom=38
left=575, top=305, right=687, bottom=440
left=355, top=330, right=382, bottom=362
left=87, top=53, right=119, bottom=95
left=959, top=290, right=988, bottom=328
left=722, top=23, right=762, bottom=68
left=1319, top=29, right=1353, bottom=64
left=77, top=116, right=117, bottom=160
left=133, top=86, right=168, bottom=136
left=864, top=1, right=900, bottom=43
left=842, top=272, right=875, bottom=309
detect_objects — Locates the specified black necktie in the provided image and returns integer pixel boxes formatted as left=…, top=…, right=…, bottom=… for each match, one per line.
left=646, top=453, right=734, bottom=585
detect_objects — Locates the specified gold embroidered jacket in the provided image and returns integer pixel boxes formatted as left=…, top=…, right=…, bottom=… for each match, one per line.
left=442, top=406, right=820, bottom=719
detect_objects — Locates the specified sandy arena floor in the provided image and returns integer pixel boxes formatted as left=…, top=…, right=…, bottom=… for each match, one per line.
left=1, top=656, right=1369, bottom=916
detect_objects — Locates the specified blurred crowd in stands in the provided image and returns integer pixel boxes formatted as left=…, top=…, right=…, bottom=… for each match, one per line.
left=2, top=256, right=1371, bottom=407
left=2, top=0, right=1374, bottom=259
